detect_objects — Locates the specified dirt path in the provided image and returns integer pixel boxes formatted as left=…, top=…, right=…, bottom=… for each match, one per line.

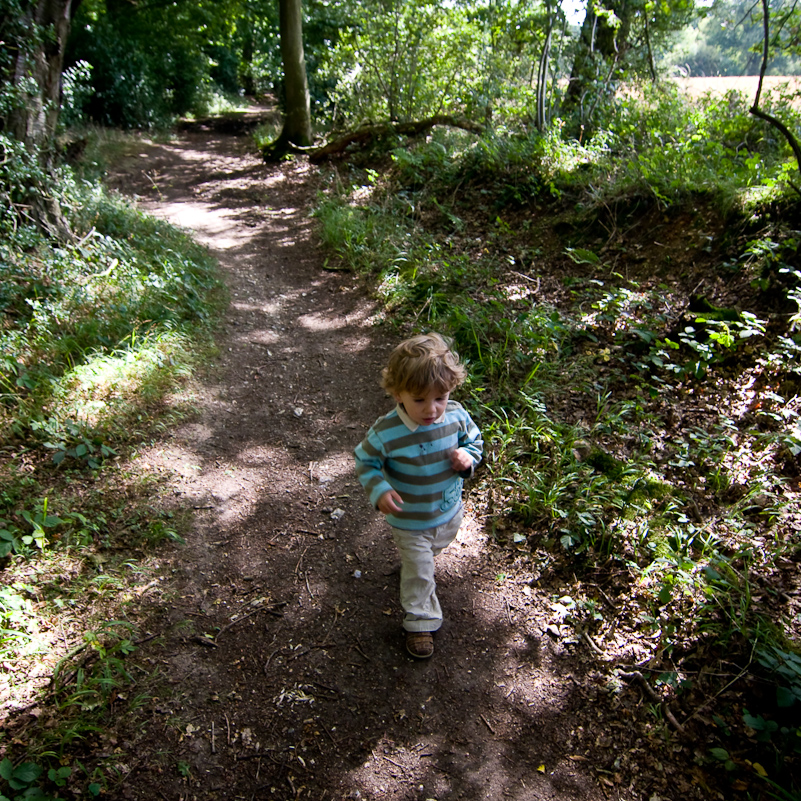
left=108, top=126, right=608, bottom=801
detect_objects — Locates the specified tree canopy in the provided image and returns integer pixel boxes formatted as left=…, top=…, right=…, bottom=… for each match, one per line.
left=3, top=0, right=801, bottom=150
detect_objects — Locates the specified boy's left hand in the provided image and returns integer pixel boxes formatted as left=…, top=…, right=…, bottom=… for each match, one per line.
left=450, top=448, right=474, bottom=472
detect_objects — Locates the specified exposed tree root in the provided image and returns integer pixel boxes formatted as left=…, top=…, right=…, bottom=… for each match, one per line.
left=306, top=115, right=486, bottom=162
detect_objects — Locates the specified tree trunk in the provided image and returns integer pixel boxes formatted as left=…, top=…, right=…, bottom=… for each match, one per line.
left=563, top=0, right=630, bottom=123
left=6, top=0, right=80, bottom=156
left=3, top=0, right=81, bottom=239
left=263, top=0, right=311, bottom=159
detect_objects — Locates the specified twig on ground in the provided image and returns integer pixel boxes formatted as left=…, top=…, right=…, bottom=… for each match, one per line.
left=663, top=702, right=686, bottom=735
left=319, top=720, right=339, bottom=749
left=264, top=649, right=282, bottom=674
left=618, top=670, right=660, bottom=702
left=480, top=714, right=496, bottom=734
left=353, top=643, right=371, bottom=662
left=294, top=546, right=308, bottom=575
left=216, top=602, right=287, bottom=638
left=583, top=631, right=607, bottom=657
left=588, top=583, right=617, bottom=611
left=509, top=270, right=539, bottom=287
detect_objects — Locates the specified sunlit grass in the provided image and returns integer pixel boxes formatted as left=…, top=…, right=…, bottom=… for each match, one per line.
left=0, top=543, right=162, bottom=712
left=53, top=331, right=198, bottom=430
left=0, top=144, right=223, bottom=765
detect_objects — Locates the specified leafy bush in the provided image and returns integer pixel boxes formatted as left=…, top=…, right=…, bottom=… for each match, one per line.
left=66, top=6, right=215, bottom=128
left=563, top=80, right=801, bottom=209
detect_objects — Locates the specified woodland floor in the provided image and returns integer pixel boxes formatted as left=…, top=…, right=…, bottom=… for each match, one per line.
left=78, top=110, right=782, bottom=801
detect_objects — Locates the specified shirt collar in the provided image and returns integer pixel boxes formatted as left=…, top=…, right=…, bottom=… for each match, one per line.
left=395, top=403, right=446, bottom=432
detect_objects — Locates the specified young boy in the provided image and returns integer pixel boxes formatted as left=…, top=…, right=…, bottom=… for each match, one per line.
left=354, top=333, right=483, bottom=658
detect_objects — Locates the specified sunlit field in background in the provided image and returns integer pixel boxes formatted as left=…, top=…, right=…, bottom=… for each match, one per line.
left=674, top=75, right=801, bottom=101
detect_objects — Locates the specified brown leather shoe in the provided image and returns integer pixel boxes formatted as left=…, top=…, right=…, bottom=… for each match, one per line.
left=406, top=631, right=434, bottom=659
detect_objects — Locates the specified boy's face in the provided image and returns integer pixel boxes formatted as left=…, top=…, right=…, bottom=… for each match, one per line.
left=394, top=387, right=450, bottom=428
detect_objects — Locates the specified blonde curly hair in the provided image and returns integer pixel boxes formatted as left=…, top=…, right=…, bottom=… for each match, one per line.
left=381, top=333, right=467, bottom=396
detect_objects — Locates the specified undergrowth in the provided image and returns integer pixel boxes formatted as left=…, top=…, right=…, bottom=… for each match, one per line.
left=0, top=132, right=224, bottom=797
left=314, top=85, right=801, bottom=799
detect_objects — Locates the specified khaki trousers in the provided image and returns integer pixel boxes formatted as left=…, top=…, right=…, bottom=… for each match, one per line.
left=391, top=506, right=464, bottom=633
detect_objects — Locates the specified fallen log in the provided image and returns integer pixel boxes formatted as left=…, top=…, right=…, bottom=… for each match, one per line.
left=306, top=115, right=486, bottom=162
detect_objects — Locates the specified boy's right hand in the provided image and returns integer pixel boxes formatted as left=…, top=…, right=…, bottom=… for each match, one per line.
left=377, top=490, right=404, bottom=515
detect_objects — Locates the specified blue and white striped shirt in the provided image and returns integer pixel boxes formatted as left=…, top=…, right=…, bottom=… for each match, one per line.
left=354, top=400, right=483, bottom=530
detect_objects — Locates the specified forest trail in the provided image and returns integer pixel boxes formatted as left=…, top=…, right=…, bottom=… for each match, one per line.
left=107, top=125, right=609, bottom=801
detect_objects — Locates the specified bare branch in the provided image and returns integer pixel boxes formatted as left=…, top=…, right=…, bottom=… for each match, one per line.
left=307, top=115, right=486, bottom=162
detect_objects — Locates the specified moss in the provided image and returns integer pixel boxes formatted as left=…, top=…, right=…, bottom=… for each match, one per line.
left=586, top=448, right=626, bottom=479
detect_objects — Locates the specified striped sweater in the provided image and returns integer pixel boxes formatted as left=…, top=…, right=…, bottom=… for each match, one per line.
left=354, top=400, right=483, bottom=531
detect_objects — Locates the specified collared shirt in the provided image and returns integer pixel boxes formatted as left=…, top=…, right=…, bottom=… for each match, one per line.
left=354, top=400, right=483, bottom=530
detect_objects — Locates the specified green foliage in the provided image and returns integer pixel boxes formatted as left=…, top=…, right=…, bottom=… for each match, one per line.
left=319, top=0, right=560, bottom=129
left=578, top=81, right=801, bottom=208
left=759, top=647, right=801, bottom=708
left=0, top=130, right=221, bottom=777
left=59, top=61, right=94, bottom=129
left=661, top=0, right=801, bottom=76
left=0, top=134, right=50, bottom=229
left=66, top=0, right=235, bottom=127
left=0, top=621, right=140, bottom=798
left=324, top=0, right=479, bottom=123
left=0, top=584, right=38, bottom=659
left=0, top=757, right=64, bottom=801
left=53, top=622, right=136, bottom=712
left=0, top=170, right=223, bottom=448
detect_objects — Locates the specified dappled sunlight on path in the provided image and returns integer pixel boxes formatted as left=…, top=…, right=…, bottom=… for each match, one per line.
left=109, top=129, right=608, bottom=801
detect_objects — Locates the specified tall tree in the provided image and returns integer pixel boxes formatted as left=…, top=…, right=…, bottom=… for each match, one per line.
left=562, top=0, right=697, bottom=133
left=1, top=0, right=81, bottom=238
left=3, top=0, right=81, bottom=155
left=263, top=0, right=312, bottom=159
